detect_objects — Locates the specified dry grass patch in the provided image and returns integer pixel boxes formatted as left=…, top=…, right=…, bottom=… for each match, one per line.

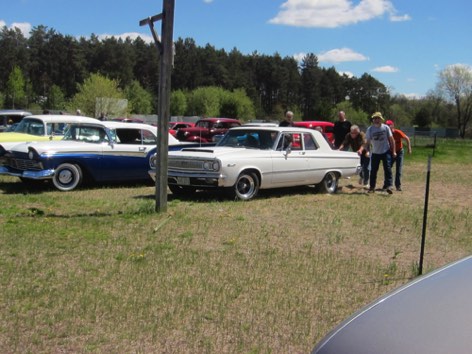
left=0, top=149, right=471, bottom=353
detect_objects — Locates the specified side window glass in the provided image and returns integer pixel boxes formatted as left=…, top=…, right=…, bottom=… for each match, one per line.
left=142, top=130, right=156, bottom=144
left=292, top=134, right=302, bottom=150
left=303, top=133, right=317, bottom=150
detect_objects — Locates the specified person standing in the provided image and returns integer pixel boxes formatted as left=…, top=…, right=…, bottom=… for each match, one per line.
left=333, top=111, right=351, bottom=149
left=365, top=112, right=396, bottom=194
left=279, top=111, right=295, bottom=127
left=386, top=120, right=412, bottom=191
left=338, top=125, right=370, bottom=188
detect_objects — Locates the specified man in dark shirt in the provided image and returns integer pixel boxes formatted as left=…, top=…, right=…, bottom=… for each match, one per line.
left=333, top=111, right=351, bottom=149
left=279, top=111, right=294, bottom=127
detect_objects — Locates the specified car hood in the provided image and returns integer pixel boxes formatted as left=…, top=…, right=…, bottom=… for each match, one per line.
left=169, top=146, right=264, bottom=159
left=0, top=132, right=52, bottom=143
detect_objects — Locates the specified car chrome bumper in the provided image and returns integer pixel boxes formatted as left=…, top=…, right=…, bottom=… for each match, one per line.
left=149, top=169, right=227, bottom=187
left=0, top=166, right=55, bottom=180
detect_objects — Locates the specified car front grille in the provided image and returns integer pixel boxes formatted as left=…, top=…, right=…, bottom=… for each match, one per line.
left=168, top=159, right=205, bottom=171
left=6, top=158, right=42, bottom=171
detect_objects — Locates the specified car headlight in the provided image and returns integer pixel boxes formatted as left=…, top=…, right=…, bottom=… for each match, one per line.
left=28, top=150, right=35, bottom=160
left=203, top=160, right=220, bottom=171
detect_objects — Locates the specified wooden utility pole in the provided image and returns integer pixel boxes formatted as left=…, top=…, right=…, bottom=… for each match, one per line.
left=139, top=0, right=175, bottom=212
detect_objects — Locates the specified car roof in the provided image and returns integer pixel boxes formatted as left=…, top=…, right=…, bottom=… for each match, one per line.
left=0, top=109, right=32, bottom=116
left=229, top=126, right=317, bottom=133
left=22, top=115, right=101, bottom=124
left=197, top=117, right=240, bottom=122
left=313, top=255, right=472, bottom=354
left=101, top=121, right=155, bottom=131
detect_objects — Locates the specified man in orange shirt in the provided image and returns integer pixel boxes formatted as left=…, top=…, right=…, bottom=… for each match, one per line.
left=386, top=120, right=412, bottom=191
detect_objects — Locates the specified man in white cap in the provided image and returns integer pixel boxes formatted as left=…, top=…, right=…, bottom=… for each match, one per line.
left=365, top=112, right=396, bottom=194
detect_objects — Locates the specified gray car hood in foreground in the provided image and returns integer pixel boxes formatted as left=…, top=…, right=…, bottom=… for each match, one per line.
left=313, top=255, right=472, bottom=354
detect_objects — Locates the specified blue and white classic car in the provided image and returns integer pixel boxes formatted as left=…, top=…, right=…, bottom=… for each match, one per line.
left=150, top=126, right=361, bottom=200
left=0, top=119, right=192, bottom=191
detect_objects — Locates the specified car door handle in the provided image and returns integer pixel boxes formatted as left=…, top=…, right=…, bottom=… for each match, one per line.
left=139, top=147, right=147, bottom=152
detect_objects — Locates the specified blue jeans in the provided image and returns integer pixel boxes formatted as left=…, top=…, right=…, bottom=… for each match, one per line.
left=360, top=154, right=370, bottom=185
left=392, top=149, right=404, bottom=189
left=369, top=151, right=393, bottom=190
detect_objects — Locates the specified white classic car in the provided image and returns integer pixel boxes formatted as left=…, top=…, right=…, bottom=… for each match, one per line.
left=0, top=120, right=195, bottom=191
left=150, top=126, right=361, bottom=200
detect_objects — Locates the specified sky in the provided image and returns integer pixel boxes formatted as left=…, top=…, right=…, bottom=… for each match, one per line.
left=2, top=0, right=471, bottom=98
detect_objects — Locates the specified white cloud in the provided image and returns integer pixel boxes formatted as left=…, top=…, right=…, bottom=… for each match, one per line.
left=339, top=71, right=354, bottom=78
left=390, top=14, right=411, bottom=22
left=318, top=48, right=369, bottom=63
left=0, top=20, right=32, bottom=37
left=293, top=52, right=307, bottom=62
left=372, top=65, right=399, bottom=73
left=268, top=0, right=410, bottom=28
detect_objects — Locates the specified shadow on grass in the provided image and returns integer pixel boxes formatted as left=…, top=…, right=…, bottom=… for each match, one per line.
left=139, top=184, right=374, bottom=203
left=0, top=178, right=154, bottom=195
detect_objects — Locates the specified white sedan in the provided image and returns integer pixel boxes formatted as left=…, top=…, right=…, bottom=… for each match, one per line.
left=151, top=126, right=360, bottom=200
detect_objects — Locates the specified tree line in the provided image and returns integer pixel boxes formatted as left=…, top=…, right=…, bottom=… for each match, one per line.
left=1, top=25, right=470, bottom=136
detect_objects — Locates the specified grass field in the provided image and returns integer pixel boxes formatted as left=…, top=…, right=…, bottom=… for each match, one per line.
left=1, top=139, right=471, bottom=353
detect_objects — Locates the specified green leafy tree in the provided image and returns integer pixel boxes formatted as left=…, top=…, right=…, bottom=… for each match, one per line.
left=6, top=66, right=26, bottom=108
left=436, top=64, right=472, bottom=138
left=170, top=90, right=187, bottom=116
left=186, top=86, right=222, bottom=117
left=0, top=27, right=29, bottom=93
left=220, top=89, right=255, bottom=121
left=300, top=53, right=321, bottom=119
left=126, top=80, right=153, bottom=114
left=46, top=84, right=66, bottom=110
left=68, top=73, right=126, bottom=117
left=413, top=107, right=432, bottom=128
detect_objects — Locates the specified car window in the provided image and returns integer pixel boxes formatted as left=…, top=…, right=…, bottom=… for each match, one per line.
left=46, top=123, right=67, bottom=135
left=303, top=133, right=317, bottom=150
left=276, top=133, right=293, bottom=151
left=14, top=118, right=45, bottom=135
left=196, top=121, right=209, bottom=128
left=292, top=133, right=302, bottom=150
left=115, top=128, right=142, bottom=144
left=63, top=125, right=107, bottom=143
left=142, top=129, right=157, bottom=144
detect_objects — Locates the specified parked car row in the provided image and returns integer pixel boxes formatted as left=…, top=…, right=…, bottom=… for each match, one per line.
left=0, top=118, right=208, bottom=191
left=1, top=115, right=355, bottom=197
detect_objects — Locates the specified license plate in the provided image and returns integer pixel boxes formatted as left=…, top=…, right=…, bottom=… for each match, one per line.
left=177, top=176, right=190, bottom=185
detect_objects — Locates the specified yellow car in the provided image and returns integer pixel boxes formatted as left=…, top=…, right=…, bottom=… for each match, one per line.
left=0, top=114, right=98, bottom=148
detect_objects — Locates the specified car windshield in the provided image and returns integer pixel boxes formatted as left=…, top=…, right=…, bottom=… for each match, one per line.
left=63, top=124, right=111, bottom=143
left=217, top=129, right=278, bottom=150
left=13, top=118, right=45, bottom=136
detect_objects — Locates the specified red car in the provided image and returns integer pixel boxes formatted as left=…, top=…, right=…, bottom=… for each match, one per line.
left=169, top=122, right=195, bottom=137
left=175, top=118, right=241, bottom=143
left=294, top=121, right=334, bottom=145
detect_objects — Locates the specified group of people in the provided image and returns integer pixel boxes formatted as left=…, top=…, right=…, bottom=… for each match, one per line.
left=280, top=109, right=412, bottom=194
left=334, top=110, right=411, bottom=194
